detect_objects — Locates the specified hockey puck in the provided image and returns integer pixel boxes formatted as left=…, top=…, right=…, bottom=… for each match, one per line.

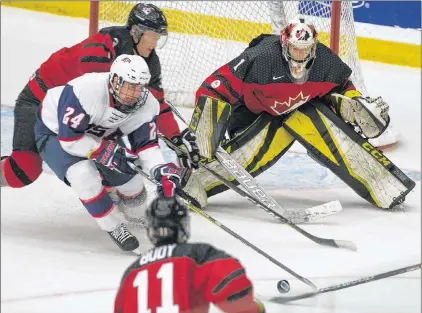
left=277, top=280, right=290, bottom=293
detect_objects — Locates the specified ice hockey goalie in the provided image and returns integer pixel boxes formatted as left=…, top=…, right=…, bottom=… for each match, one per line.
left=182, top=17, right=415, bottom=211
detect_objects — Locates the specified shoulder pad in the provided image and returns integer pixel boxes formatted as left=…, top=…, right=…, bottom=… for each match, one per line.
left=99, top=26, right=134, bottom=56
left=248, top=34, right=278, bottom=48
left=173, top=243, right=231, bottom=265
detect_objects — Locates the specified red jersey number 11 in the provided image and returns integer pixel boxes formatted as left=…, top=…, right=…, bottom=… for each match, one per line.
left=133, top=263, right=180, bottom=313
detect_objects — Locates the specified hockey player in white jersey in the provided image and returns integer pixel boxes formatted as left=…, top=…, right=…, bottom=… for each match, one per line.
left=34, top=54, right=183, bottom=253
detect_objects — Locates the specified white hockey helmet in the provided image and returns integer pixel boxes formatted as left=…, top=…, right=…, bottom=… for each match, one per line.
left=109, top=54, right=151, bottom=113
left=280, top=16, right=318, bottom=84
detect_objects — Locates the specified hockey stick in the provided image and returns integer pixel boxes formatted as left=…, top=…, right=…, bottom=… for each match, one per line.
left=131, top=164, right=317, bottom=290
left=160, top=134, right=342, bottom=224
left=270, top=263, right=421, bottom=304
left=164, top=101, right=356, bottom=251
left=216, top=147, right=355, bottom=250
left=164, top=98, right=337, bottom=225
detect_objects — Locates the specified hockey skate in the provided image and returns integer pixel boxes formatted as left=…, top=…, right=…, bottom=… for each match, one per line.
left=107, top=223, right=140, bottom=253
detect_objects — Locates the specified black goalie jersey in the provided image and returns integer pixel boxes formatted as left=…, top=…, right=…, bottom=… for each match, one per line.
left=196, top=34, right=356, bottom=116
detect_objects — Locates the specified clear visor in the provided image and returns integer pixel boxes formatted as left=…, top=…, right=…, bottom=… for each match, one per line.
left=283, top=42, right=316, bottom=83
left=288, top=43, right=313, bottom=63
left=134, top=25, right=168, bottom=49
left=115, top=81, right=145, bottom=106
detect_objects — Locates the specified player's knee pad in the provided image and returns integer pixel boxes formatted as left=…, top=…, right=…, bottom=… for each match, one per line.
left=118, top=188, right=148, bottom=224
left=1, top=151, right=43, bottom=188
left=115, top=175, right=149, bottom=224
left=116, top=174, right=145, bottom=198
left=66, top=160, right=103, bottom=200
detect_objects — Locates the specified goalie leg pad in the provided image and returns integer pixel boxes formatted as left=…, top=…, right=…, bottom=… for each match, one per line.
left=283, top=100, right=415, bottom=209
left=183, top=112, right=295, bottom=203
left=182, top=171, right=209, bottom=208
left=189, top=95, right=231, bottom=159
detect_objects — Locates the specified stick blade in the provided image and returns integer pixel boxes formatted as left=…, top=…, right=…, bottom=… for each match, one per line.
left=333, top=239, right=358, bottom=251
left=270, top=291, right=318, bottom=304
left=299, top=200, right=343, bottom=223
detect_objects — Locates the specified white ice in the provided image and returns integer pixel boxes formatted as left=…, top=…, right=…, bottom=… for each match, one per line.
left=1, top=7, right=421, bottom=313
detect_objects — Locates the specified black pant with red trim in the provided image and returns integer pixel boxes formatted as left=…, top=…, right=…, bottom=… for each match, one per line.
left=0, top=84, right=43, bottom=188
left=13, top=84, right=40, bottom=153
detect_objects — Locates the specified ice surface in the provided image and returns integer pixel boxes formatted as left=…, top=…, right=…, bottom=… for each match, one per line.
left=1, top=7, right=420, bottom=313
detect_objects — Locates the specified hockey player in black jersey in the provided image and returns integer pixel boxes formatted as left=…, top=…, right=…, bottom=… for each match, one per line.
left=183, top=17, right=415, bottom=211
left=115, top=196, right=266, bottom=313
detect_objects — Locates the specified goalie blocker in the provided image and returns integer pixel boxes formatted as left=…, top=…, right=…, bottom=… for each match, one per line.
left=183, top=96, right=415, bottom=210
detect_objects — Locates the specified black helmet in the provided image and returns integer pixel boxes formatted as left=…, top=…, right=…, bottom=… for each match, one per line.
left=145, top=196, right=190, bottom=245
left=127, top=3, right=168, bottom=48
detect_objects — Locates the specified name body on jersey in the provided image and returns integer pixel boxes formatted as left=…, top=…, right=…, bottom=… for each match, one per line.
left=139, top=244, right=177, bottom=266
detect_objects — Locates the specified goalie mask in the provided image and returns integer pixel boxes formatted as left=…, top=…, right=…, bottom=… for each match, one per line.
left=127, top=3, right=168, bottom=49
left=145, top=196, right=190, bottom=245
left=109, top=55, right=151, bottom=114
left=280, top=17, right=318, bottom=84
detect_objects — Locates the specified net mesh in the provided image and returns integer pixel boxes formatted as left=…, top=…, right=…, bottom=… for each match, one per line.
left=98, top=1, right=366, bottom=106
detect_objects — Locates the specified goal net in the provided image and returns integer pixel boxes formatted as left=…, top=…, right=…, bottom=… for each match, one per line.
left=92, top=1, right=367, bottom=107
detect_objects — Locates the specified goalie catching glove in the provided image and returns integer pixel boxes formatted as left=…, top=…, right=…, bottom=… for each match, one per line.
left=88, top=140, right=138, bottom=175
left=170, top=128, right=200, bottom=169
left=152, top=163, right=183, bottom=197
left=331, top=90, right=390, bottom=138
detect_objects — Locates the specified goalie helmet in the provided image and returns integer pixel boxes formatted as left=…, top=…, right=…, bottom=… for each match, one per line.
left=127, top=3, right=168, bottom=49
left=280, top=16, right=318, bottom=84
left=109, top=54, right=151, bottom=114
left=145, top=196, right=190, bottom=246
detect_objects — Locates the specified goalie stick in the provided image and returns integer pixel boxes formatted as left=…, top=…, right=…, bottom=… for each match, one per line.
left=270, top=263, right=421, bottom=304
left=163, top=99, right=356, bottom=251
left=130, top=164, right=318, bottom=290
left=161, top=134, right=342, bottom=224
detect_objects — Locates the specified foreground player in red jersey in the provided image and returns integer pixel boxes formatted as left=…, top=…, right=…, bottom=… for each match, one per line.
left=1, top=3, right=199, bottom=188
left=182, top=17, right=414, bottom=211
left=114, top=196, right=266, bottom=313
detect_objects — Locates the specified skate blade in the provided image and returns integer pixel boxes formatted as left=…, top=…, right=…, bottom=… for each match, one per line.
left=131, top=247, right=142, bottom=255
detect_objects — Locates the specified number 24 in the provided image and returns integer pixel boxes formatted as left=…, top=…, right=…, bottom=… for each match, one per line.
left=133, top=263, right=179, bottom=313
left=62, top=107, right=85, bottom=129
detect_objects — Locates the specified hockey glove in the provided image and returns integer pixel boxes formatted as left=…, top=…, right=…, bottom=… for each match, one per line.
left=88, top=140, right=138, bottom=175
left=170, top=128, right=200, bottom=169
left=331, top=90, right=390, bottom=138
left=152, top=163, right=182, bottom=197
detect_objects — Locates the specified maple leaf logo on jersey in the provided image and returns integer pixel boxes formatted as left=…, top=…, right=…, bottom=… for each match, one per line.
left=270, top=91, right=310, bottom=115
